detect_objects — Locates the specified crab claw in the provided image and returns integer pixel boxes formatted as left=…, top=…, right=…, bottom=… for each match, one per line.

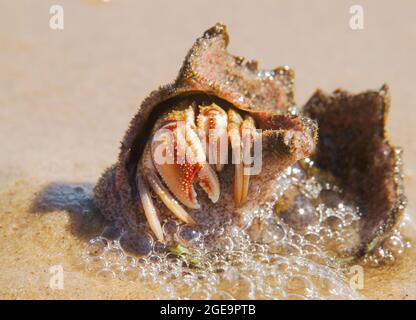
left=197, top=103, right=229, bottom=172
left=151, top=106, right=220, bottom=210
left=141, top=147, right=196, bottom=225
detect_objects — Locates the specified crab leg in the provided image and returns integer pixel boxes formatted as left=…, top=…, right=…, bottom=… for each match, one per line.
left=228, top=109, right=244, bottom=206
left=241, top=115, right=256, bottom=204
left=197, top=103, right=229, bottom=172
left=136, top=172, right=164, bottom=242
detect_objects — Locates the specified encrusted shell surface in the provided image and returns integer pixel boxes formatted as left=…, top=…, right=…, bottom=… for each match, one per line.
left=303, top=85, right=406, bottom=257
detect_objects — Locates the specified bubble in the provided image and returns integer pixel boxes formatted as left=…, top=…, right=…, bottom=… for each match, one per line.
left=304, top=232, right=321, bottom=244
left=251, top=243, right=266, bottom=254
left=84, top=240, right=106, bottom=257
left=238, top=213, right=254, bottom=230
left=302, top=244, right=320, bottom=255
left=119, top=266, right=139, bottom=282
left=250, top=219, right=285, bottom=244
left=85, top=257, right=107, bottom=273
left=344, top=213, right=355, bottom=224
left=319, top=228, right=333, bottom=240
left=383, top=235, right=404, bottom=257
left=383, top=253, right=396, bottom=265
left=323, top=216, right=344, bottom=232
left=162, top=220, right=179, bottom=241
left=120, top=232, right=154, bottom=257
left=136, top=257, right=148, bottom=266
left=335, top=226, right=361, bottom=255
left=125, top=255, right=137, bottom=267
left=96, top=268, right=116, bottom=281
left=278, top=193, right=320, bottom=232
left=215, top=236, right=234, bottom=252
left=178, top=226, right=202, bottom=245
left=103, top=248, right=123, bottom=265
left=373, top=248, right=395, bottom=265
left=290, top=233, right=303, bottom=246
left=300, top=177, right=322, bottom=199
left=148, top=254, right=163, bottom=264
left=304, top=253, right=327, bottom=266
left=364, top=255, right=380, bottom=267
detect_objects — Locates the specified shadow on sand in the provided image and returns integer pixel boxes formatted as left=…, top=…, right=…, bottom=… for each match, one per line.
left=30, top=182, right=105, bottom=241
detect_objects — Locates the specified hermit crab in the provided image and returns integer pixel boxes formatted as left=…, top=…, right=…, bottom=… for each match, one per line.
left=94, top=23, right=405, bottom=259
left=94, top=23, right=317, bottom=243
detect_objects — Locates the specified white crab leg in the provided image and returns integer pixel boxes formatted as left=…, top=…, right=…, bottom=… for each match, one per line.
left=228, top=109, right=244, bottom=207
left=137, top=173, right=164, bottom=242
left=241, top=115, right=256, bottom=204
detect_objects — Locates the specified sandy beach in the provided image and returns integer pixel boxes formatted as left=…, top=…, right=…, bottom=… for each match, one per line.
left=1, top=0, right=415, bottom=299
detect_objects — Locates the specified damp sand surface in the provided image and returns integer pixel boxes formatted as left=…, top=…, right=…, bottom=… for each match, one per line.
left=1, top=171, right=415, bottom=299
left=1, top=0, right=416, bottom=299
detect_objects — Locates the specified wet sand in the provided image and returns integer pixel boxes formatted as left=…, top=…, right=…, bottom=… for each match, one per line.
left=1, top=0, right=415, bottom=299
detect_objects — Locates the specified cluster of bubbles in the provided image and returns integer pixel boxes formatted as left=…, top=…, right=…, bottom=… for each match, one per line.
left=362, top=229, right=410, bottom=267
left=81, top=233, right=359, bottom=299
left=242, top=159, right=364, bottom=267
left=81, top=159, right=408, bottom=299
